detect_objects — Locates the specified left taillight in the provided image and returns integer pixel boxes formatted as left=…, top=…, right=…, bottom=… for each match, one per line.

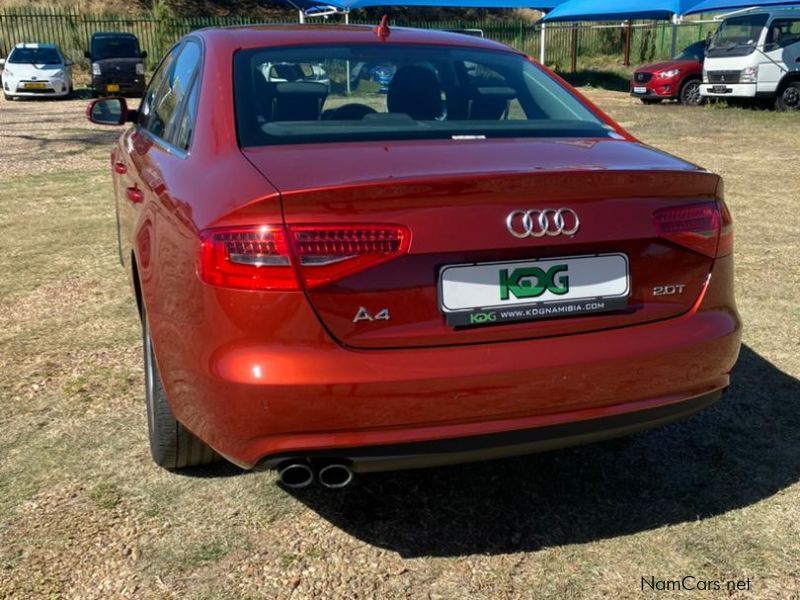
left=198, top=224, right=410, bottom=291
left=653, top=200, right=732, bottom=258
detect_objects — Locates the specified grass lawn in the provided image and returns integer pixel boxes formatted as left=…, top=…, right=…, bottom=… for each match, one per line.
left=0, top=90, right=798, bottom=599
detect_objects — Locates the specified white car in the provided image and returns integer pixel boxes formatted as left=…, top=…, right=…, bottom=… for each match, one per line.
left=701, top=8, right=800, bottom=110
left=1, top=43, right=73, bottom=100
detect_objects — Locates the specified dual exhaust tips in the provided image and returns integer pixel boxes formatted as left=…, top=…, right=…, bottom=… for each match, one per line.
left=278, top=460, right=354, bottom=489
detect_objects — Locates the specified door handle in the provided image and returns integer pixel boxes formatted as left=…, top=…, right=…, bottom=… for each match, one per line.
left=114, top=162, right=127, bottom=174
left=125, top=186, right=144, bottom=203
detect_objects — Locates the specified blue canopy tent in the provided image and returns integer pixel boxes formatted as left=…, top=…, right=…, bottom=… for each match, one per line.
left=542, top=0, right=709, bottom=58
left=542, top=0, right=701, bottom=21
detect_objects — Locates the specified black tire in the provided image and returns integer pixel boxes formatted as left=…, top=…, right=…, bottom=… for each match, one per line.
left=640, top=98, right=662, bottom=105
left=775, top=81, right=800, bottom=111
left=679, top=78, right=705, bottom=107
left=3, top=92, right=12, bottom=101
left=143, top=309, right=218, bottom=469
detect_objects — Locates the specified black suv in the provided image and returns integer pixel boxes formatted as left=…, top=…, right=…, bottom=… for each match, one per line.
left=85, top=32, right=147, bottom=96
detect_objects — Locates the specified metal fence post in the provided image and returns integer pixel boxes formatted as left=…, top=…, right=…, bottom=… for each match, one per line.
left=570, top=25, right=578, bottom=73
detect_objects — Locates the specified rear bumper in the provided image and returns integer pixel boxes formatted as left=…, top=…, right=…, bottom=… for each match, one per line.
left=152, top=255, right=741, bottom=471
left=91, top=75, right=145, bottom=95
left=262, top=390, right=722, bottom=472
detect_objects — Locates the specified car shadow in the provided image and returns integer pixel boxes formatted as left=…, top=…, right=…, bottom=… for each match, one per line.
left=560, top=69, right=631, bottom=93
left=281, top=344, right=800, bottom=557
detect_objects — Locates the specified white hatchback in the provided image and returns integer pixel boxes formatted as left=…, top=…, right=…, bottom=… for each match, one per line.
left=1, top=43, right=73, bottom=100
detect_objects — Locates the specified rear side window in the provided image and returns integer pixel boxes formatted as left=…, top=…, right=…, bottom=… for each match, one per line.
left=233, top=43, right=611, bottom=147
left=173, top=77, right=200, bottom=150
left=139, top=47, right=179, bottom=133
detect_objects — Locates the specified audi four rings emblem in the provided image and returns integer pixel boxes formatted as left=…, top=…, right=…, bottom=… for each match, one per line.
left=506, top=208, right=580, bottom=238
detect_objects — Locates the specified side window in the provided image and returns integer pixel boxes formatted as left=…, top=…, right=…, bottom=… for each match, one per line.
left=173, top=77, right=200, bottom=151
left=139, top=47, right=179, bottom=130
left=152, top=41, right=201, bottom=142
left=768, top=19, right=800, bottom=49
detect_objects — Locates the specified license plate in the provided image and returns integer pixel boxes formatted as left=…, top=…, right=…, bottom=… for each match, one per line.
left=439, top=253, right=629, bottom=327
left=23, top=82, right=46, bottom=90
left=633, top=86, right=647, bottom=94
left=710, top=85, right=731, bottom=94
left=106, top=84, right=120, bottom=93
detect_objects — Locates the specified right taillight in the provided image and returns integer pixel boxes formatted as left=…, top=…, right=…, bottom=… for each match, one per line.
left=654, top=200, right=732, bottom=258
left=198, top=224, right=409, bottom=291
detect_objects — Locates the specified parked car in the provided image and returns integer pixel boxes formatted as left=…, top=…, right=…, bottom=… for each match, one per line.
left=86, top=25, right=740, bottom=488
left=1, top=43, right=72, bottom=100
left=631, top=40, right=706, bottom=106
left=260, top=62, right=330, bottom=89
left=701, top=8, right=800, bottom=111
left=85, top=32, right=147, bottom=96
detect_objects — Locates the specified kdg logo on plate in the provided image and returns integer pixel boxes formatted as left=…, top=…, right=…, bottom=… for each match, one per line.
left=499, top=264, right=570, bottom=300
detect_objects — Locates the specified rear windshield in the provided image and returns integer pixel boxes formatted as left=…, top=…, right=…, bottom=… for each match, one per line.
left=8, top=47, right=61, bottom=65
left=91, top=36, right=140, bottom=61
left=233, top=43, right=612, bottom=147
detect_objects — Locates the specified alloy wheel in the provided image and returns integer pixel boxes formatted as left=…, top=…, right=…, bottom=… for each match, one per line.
left=681, top=80, right=703, bottom=106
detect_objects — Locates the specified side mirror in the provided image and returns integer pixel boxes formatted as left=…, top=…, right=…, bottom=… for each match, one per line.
left=86, top=97, right=134, bottom=126
left=65, top=59, right=74, bottom=67
left=84, top=50, right=91, bottom=59
left=140, top=50, right=148, bottom=60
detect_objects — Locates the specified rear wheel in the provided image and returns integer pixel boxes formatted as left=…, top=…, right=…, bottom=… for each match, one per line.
left=143, top=308, right=218, bottom=469
left=679, top=79, right=704, bottom=106
left=640, top=98, right=662, bottom=105
left=775, top=81, right=800, bottom=111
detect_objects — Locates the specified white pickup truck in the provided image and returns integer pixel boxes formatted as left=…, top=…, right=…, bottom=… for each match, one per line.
left=701, top=8, right=800, bottom=110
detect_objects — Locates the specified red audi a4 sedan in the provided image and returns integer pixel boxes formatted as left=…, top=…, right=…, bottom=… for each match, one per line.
left=87, top=24, right=740, bottom=489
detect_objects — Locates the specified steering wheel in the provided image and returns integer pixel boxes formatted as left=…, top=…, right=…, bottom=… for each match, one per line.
left=326, top=103, right=378, bottom=121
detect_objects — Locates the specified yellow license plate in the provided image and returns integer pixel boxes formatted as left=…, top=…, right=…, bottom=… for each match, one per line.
left=106, top=84, right=120, bottom=93
left=24, top=83, right=47, bottom=90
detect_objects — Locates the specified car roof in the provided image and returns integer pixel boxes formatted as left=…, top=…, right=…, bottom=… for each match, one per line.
left=195, top=24, right=518, bottom=54
left=726, top=9, right=800, bottom=19
left=91, top=31, right=138, bottom=38
left=13, top=43, right=60, bottom=50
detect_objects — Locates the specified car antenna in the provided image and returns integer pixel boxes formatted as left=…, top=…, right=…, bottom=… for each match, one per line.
left=373, top=15, right=391, bottom=41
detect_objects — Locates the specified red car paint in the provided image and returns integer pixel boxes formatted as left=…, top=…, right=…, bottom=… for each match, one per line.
left=101, top=26, right=739, bottom=471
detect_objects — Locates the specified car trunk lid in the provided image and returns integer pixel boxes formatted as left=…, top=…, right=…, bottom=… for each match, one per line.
left=242, top=138, right=720, bottom=349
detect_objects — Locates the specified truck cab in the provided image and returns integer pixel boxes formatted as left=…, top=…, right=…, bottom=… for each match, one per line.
left=85, top=32, right=147, bottom=97
left=701, top=9, right=800, bottom=110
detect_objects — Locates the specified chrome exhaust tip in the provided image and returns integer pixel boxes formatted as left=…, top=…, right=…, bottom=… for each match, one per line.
left=278, top=461, right=314, bottom=489
left=318, top=463, right=354, bottom=489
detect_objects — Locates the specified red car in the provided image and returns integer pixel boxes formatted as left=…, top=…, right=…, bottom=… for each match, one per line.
left=631, top=41, right=706, bottom=106
left=87, top=25, right=740, bottom=489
